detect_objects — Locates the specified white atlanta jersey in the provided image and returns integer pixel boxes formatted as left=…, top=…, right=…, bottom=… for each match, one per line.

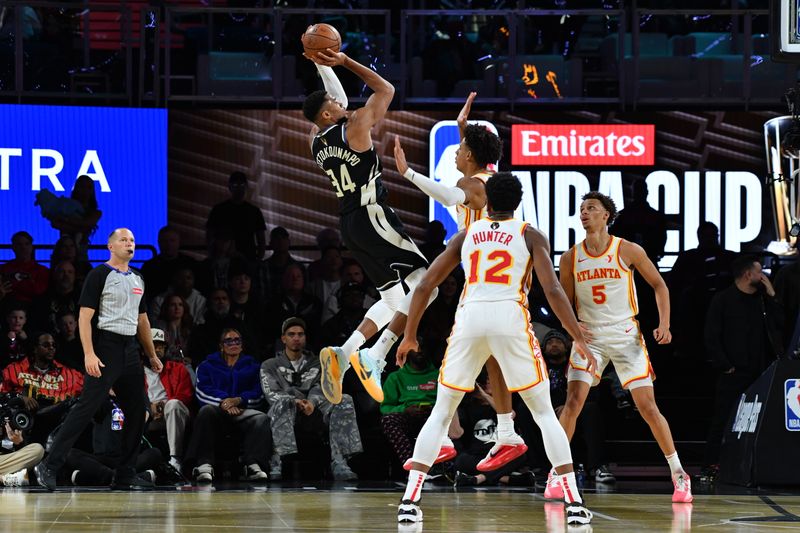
left=572, top=236, right=638, bottom=324
left=460, top=217, right=532, bottom=306
left=456, top=171, right=492, bottom=230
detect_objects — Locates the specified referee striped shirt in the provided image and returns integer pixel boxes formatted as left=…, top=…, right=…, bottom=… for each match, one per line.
left=79, top=264, right=146, bottom=336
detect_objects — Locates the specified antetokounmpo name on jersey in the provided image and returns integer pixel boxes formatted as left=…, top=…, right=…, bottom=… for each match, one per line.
left=315, top=146, right=362, bottom=168
left=576, top=267, right=622, bottom=282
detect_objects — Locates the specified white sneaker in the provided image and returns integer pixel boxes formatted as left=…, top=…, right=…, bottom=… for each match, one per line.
left=398, top=499, right=423, bottom=523
left=194, top=463, right=214, bottom=483
left=0, top=468, right=28, bottom=487
left=566, top=503, right=593, bottom=525
left=168, top=456, right=182, bottom=474
left=244, top=463, right=268, bottom=482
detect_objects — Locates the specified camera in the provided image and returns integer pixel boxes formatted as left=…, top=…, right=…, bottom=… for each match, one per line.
left=0, top=393, right=34, bottom=432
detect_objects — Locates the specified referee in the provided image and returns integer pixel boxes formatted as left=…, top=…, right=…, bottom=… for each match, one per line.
left=35, top=228, right=163, bottom=490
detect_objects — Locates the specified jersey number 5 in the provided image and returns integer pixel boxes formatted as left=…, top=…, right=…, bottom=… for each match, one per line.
left=467, top=250, right=513, bottom=285
left=592, top=284, right=606, bottom=304
left=326, top=164, right=356, bottom=197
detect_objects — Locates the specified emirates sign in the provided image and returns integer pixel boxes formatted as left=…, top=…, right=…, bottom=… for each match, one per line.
left=511, top=124, right=655, bottom=166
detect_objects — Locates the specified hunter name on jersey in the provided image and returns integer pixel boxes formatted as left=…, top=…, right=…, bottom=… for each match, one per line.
left=314, top=145, right=362, bottom=169
left=470, top=230, right=514, bottom=246
left=575, top=267, right=623, bottom=283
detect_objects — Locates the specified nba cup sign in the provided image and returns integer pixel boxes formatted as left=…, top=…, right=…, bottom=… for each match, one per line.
left=786, top=379, right=800, bottom=431
left=511, top=124, right=655, bottom=166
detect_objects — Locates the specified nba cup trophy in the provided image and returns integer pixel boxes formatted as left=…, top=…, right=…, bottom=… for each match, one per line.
left=763, top=87, right=800, bottom=255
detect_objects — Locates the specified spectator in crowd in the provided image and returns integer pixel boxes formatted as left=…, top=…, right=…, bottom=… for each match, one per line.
left=341, top=259, right=378, bottom=307
left=49, top=236, right=91, bottom=284
left=320, top=282, right=368, bottom=352
left=611, top=180, right=668, bottom=263
left=1, top=331, right=84, bottom=446
left=152, top=294, right=195, bottom=374
left=141, top=226, right=197, bottom=302
left=380, top=346, right=439, bottom=466
left=774, top=247, right=800, bottom=349
left=206, top=171, right=266, bottom=261
left=702, top=255, right=784, bottom=481
left=0, top=419, right=44, bottom=487
left=260, top=226, right=303, bottom=300
left=419, top=220, right=447, bottom=262
left=188, top=288, right=256, bottom=368
left=228, top=267, right=264, bottom=358
left=0, top=231, right=49, bottom=304
left=521, top=330, right=614, bottom=483
left=143, top=328, right=193, bottom=475
left=0, top=305, right=29, bottom=369
left=266, top=263, right=322, bottom=353
left=49, top=175, right=102, bottom=260
left=150, top=268, right=207, bottom=326
left=307, top=228, right=342, bottom=282
left=260, top=317, right=361, bottom=481
left=30, top=260, right=80, bottom=333
left=195, top=231, right=245, bottom=295
left=185, top=328, right=270, bottom=483
left=452, top=370, right=534, bottom=488
left=309, top=247, right=343, bottom=324
left=55, top=311, right=83, bottom=372
left=419, top=271, right=461, bottom=366
left=669, top=222, right=736, bottom=359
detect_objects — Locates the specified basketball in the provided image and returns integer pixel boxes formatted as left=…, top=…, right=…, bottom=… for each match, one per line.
left=302, top=23, right=341, bottom=55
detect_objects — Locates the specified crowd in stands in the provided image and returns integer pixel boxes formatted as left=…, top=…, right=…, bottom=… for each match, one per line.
left=0, top=171, right=797, bottom=489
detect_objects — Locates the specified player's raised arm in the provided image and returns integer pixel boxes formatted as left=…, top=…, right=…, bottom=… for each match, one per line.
left=393, top=136, right=467, bottom=206
left=397, top=231, right=466, bottom=359
left=457, top=91, right=476, bottom=140
left=622, top=240, right=672, bottom=344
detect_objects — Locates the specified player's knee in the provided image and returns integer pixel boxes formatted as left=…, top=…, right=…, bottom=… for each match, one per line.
left=562, top=395, right=585, bottom=417
left=636, top=399, right=661, bottom=421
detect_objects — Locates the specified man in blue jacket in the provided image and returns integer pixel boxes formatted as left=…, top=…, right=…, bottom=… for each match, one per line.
left=184, top=328, right=271, bottom=483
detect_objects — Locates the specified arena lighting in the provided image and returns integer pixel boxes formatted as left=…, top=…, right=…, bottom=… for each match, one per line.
left=764, top=86, right=800, bottom=255
left=519, top=63, right=562, bottom=99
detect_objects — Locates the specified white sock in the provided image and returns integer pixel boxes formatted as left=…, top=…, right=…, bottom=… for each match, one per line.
left=340, top=330, right=366, bottom=357
left=369, top=329, right=398, bottom=362
left=559, top=471, right=583, bottom=504
left=665, top=452, right=684, bottom=476
left=403, top=470, right=426, bottom=502
left=496, top=412, right=515, bottom=439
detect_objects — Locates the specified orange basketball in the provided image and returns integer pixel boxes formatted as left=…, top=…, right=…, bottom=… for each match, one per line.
left=302, top=23, right=341, bottom=55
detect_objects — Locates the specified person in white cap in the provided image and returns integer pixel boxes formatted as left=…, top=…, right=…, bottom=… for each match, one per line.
left=143, top=327, right=194, bottom=474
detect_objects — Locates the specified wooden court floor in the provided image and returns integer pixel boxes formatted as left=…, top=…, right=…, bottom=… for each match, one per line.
left=1, top=483, right=799, bottom=533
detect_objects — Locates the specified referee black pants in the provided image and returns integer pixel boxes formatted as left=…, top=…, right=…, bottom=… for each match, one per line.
left=45, top=330, right=146, bottom=474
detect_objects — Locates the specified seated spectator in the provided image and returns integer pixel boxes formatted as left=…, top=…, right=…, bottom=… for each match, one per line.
left=260, top=318, right=361, bottom=481
left=380, top=346, right=439, bottom=466
left=265, top=263, right=322, bottom=353
left=419, top=271, right=462, bottom=366
left=320, top=282, right=368, bottom=350
left=451, top=370, right=534, bottom=488
left=307, top=228, right=342, bottom=282
left=0, top=305, right=29, bottom=369
left=520, top=330, right=614, bottom=483
left=143, top=328, right=193, bottom=475
left=49, top=236, right=91, bottom=285
left=184, top=328, right=270, bottom=483
left=195, top=231, right=245, bottom=295
left=0, top=419, right=44, bottom=486
left=54, top=311, right=83, bottom=373
left=152, top=294, right=196, bottom=382
left=309, top=247, right=343, bottom=324
left=341, top=259, right=378, bottom=307
left=1, top=332, right=84, bottom=446
left=187, top=288, right=257, bottom=368
left=260, top=226, right=302, bottom=300
left=149, top=268, right=207, bottom=326
left=228, top=267, right=264, bottom=358
left=141, top=226, right=198, bottom=303
left=48, top=174, right=102, bottom=260
left=0, top=231, right=48, bottom=304
left=30, top=260, right=80, bottom=333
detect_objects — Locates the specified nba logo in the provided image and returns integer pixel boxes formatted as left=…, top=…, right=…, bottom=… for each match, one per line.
left=429, top=120, right=499, bottom=240
left=785, top=379, right=800, bottom=431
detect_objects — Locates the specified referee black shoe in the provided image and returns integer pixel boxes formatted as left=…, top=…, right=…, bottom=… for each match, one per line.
left=34, top=462, right=56, bottom=491
left=112, top=468, right=155, bottom=491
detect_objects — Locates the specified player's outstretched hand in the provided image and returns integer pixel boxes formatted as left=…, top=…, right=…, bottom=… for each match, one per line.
left=457, top=91, right=477, bottom=130
left=303, top=48, right=346, bottom=67
left=396, top=337, right=419, bottom=367
left=572, top=339, right=597, bottom=376
left=394, top=136, right=409, bottom=176
left=653, top=324, right=672, bottom=344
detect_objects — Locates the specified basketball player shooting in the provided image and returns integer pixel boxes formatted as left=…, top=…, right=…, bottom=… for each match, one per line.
left=550, top=191, right=693, bottom=504
left=301, top=30, right=439, bottom=421
left=395, top=172, right=595, bottom=526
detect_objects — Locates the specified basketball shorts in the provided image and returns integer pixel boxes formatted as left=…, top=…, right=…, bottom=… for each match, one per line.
left=439, top=301, right=547, bottom=393
left=567, top=317, right=655, bottom=390
left=340, top=204, right=429, bottom=291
